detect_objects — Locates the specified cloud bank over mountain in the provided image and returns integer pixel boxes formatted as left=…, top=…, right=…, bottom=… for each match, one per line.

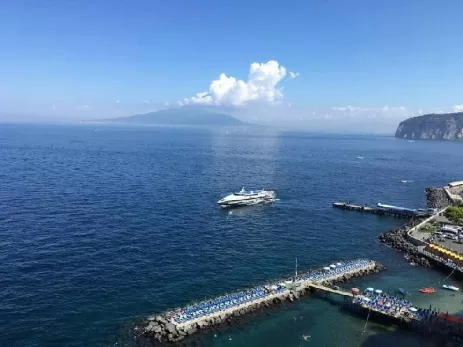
left=1, top=56, right=461, bottom=135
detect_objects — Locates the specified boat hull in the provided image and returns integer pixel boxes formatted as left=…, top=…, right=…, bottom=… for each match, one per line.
left=217, top=189, right=276, bottom=208
left=442, top=285, right=459, bottom=292
left=218, top=198, right=274, bottom=208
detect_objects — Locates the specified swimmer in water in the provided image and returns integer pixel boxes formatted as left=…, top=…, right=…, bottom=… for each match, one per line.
left=302, top=335, right=310, bottom=341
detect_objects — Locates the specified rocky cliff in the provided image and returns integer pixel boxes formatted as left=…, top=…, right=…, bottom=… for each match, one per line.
left=395, top=112, right=463, bottom=140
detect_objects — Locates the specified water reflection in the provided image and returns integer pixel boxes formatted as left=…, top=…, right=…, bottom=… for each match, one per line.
left=209, top=127, right=282, bottom=197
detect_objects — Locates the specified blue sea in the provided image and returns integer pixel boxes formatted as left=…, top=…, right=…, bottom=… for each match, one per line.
left=1, top=124, right=463, bottom=347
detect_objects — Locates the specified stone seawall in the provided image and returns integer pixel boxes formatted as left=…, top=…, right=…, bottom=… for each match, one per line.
left=137, top=262, right=383, bottom=344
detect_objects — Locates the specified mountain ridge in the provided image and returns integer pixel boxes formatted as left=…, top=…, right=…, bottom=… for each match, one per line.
left=105, top=107, right=244, bottom=126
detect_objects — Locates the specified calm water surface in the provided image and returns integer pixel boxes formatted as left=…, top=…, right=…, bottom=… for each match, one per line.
left=1, top=124, right=463, bottom=347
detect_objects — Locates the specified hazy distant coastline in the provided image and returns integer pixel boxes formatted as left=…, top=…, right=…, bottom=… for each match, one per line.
left=102, top=107, right=244, bottom=126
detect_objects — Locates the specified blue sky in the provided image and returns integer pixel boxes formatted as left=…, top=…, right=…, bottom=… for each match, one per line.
left=1, top=0, right=462, bottom=129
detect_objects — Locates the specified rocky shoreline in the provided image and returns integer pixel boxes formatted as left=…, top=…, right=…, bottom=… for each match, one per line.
left=377, top=185, right=456, bottom=268
left=137, top=263, right=383, bottom=344
left=425, top=187, right=452, bottom=209
left=378, top=221, right=432, bottom=268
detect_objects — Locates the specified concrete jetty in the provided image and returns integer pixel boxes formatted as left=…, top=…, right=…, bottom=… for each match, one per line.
left=332, top=202, right=424, bottom=218
left=139, top=259, right=382, bottom=343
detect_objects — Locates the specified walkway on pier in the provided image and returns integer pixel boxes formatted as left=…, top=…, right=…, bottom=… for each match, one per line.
left=333, top=202, right=376, bottom=213
left=308, top=283, right=354, bottom=298
left=333, top=202, right=433, bottom=218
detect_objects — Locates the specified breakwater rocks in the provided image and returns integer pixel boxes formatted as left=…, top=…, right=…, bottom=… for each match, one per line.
left=138, top=263, right=383, bottom=344
left=379, top=223, right=431, bottom=268
left=320, top=263, right=384, bottom=287
left=425, top=187, right=452, bottom=209
left=140, top=298, right=283, bottom=344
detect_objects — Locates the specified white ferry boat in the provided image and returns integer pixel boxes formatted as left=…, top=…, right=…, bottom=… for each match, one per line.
left=217, top=187, right=276, bottom=208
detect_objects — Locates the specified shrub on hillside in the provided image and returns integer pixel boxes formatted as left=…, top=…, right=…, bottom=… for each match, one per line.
left=445, top=206, right=463, bottom=226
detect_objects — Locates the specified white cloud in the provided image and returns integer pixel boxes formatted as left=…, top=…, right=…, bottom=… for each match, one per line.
left=182, top=60, right=292, bottom=106
left=331, top=105, right=369, bottom=112
left=76, top=104, right=92, bottom=110
left=331, top=105, right=408, bottom=115
left=452, top=105, right=463, bottom=112
left=289, top=71, right=300, bottom=79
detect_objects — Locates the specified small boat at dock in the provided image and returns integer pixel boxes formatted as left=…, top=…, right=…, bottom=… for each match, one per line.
left=442, top=284, right=459, bottom=291
left=419, top=287, right=436, bottom=294
left=397, top=288, right=409, bottom=295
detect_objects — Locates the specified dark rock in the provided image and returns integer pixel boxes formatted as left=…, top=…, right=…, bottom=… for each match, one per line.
left=164, top=322, right=177, bottom=335
left=185, top=324, right=197, bottom=335
left=178, top=329, right=186, bottom=336
left=146, top=322, right=157, bottom=332
left=155, top=315, right=168, bottom=325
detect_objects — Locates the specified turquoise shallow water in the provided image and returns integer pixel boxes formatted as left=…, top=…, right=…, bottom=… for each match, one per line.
left=1, top=124, right=463, bottom=347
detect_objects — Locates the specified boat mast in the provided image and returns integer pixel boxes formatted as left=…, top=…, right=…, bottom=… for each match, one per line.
left=295, top=258, right=298, bottom=279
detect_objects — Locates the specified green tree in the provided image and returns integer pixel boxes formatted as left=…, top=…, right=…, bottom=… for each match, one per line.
left=445, top=206, right=463, bottom=226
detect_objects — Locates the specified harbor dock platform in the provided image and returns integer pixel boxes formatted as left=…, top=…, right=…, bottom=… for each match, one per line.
left=310, top=284, right=463, bottom=344
left=347, top=288, right=463, bottom=344
left=333, top=202, right=435, bottom=218
left=139, top=259, right=382, bottom=343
